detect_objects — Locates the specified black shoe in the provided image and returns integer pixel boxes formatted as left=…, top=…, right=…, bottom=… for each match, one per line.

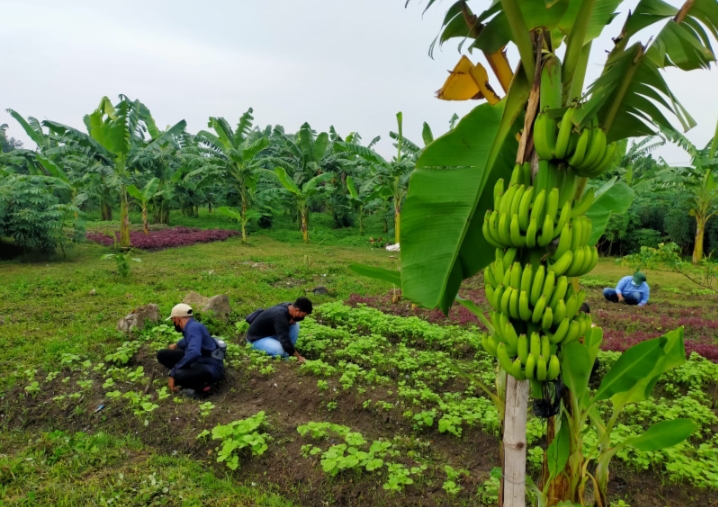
left=180, top=388, right=199, bottom=399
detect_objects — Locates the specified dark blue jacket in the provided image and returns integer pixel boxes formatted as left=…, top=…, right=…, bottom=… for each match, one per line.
left=171, top=319, right=224, bottom=380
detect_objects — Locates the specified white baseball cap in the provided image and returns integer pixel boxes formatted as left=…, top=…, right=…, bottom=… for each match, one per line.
left=166, top=303, right=193, bottom=320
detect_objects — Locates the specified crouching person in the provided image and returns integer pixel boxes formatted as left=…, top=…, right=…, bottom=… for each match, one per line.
left=157, top=303, right=225, bottom=398
left=246, top=297, right=312, bottom=364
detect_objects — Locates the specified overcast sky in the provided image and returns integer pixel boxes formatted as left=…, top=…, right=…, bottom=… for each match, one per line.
left=1, top=0, right=716, bottom=166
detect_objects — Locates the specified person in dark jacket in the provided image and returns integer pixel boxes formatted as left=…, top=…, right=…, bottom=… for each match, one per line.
left=157, top=303, right=224, bottom=396
left=246, top=297, right=313, bottom=363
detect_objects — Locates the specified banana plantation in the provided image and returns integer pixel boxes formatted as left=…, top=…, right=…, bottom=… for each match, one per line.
left=2, top=1, right=718, bottom=507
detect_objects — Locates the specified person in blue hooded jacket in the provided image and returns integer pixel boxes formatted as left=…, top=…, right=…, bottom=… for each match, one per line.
left=156, top=303, right=224, bottom=396
left=603, top=272, right=650, bottom=307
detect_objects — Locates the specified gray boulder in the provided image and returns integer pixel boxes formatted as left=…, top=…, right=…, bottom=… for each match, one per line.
left=117, top=304, right=160, bottom=334
left=182, top=292, right=231, bottom=319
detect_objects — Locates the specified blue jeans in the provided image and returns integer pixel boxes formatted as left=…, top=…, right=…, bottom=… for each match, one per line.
left=603, top=288, right=641, bottom=305
left=251, top=323, right=300, bottom=358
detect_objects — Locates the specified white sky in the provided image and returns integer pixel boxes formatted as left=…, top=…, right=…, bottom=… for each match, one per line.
left=1, top=0, right=716, bottom=166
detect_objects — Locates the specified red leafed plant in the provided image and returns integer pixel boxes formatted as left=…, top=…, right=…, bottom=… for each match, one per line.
left=87, top=227, right=239, bottom=251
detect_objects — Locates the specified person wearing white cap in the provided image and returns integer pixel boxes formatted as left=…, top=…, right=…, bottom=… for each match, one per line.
left=156, top=303, right=225, bottom=396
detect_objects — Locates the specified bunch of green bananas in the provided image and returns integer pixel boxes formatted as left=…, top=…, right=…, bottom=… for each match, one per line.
left=534, top=109, right=617, bottom=178
left=532, top=53, right=617, bottom=178
left=482, top=162, right=597, bottom=265
left=481, top=248, right=592, bottom=381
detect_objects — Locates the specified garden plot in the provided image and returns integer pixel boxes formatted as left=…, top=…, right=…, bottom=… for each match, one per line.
left=3, top=302, right=717, bottom=506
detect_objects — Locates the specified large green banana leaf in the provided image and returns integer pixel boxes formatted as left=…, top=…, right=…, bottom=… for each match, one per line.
left=400, top=101, right=517, bottom=313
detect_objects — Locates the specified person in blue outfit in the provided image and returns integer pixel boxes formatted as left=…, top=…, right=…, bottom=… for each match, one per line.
left=246, top=297, right=313, bottom=363
left=603, top=272, right=650, bottom=307
left=157, top=303, right=224, bottom=397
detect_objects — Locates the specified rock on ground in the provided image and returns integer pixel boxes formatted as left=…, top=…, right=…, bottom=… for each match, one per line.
left=116, top=304, right=160, bottom=334
left=182, top=291, right=231, bottom=319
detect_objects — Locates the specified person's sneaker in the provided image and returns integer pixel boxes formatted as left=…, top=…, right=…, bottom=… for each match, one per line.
left=180, top=388, right=199, bottom=399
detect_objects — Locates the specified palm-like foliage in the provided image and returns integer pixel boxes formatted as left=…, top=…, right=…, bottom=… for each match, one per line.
left=194, top=108, right=271, bottom=242
left=663, top=123, right=718, bottom=262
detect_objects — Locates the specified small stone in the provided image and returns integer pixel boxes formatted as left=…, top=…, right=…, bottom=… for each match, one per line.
left=89, top=289, right=96, bottom=296
left=116, top=304, right=161, bottom=334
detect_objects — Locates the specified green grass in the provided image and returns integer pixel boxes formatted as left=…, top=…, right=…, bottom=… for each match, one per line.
left=0, top=429, right=294, bottom=506
left=2, top=211, right=715, bottom=506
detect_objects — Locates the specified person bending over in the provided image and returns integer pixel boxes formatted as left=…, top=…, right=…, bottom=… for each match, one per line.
left=247, top=297, right=313, bottom=363
left=603, top=272, right=649, bottom=307
left=157, top=303, right=224, bottom=396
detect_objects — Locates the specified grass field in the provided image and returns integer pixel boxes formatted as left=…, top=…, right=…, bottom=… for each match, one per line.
left=1, top=210, right=717, bottom=506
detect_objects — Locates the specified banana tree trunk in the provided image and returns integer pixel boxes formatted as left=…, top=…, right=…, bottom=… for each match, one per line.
left=502, top=376, right=528, bottom=507
left=142, top=205, right=149, bottom=235
left=119, top=186, right=131, bottom=248
left=301, top=210, right=309, bottom=243
left=394, top=206, right=401, bottom=245
left=241, top=201, right=248, bottom=243
left=693, top=216, right=706, bottom=263
left=359, top=205, right=364, bottom=235
left=101, top=199, right=112, bottom=221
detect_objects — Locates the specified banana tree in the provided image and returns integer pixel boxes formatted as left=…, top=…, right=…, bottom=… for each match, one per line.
left=194, top=108, right=273, bottom=243
left=336, top=113, right=416, bottom=245
left=43, top=96, right=186, bottom=248
left=277, top=122, right=331, bottom=187
left=269, top=167, right=332, bottom=243
left=127, top=177, right=161, bottom=234
left=34, top=154, right=89, bottom=218
left=662, top=121, right=718, bottom=263
left=392, top=1, right=718, bottom=505
left=346, top=174, right=378, bottom=235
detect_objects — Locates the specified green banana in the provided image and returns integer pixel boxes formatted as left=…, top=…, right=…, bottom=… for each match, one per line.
left=504, top=320, right=519, bottom=350
left=510, top=262, right=522, bottom=289
left=486, top=284, right=496, bottom=310
left=526, top=218, right=538, bottom=248
left=530, top=265, right=546, bottom=306
left=558, top=168, right=577, bottom=209
left=512, top=358, right=526, bottom=380
left=530, top=189, right=547, bottom=225
left=493, top=285, right=505, bottom=313
left=554, top=107, right=576, bottom=159
left=554, top=200, right=572, bottom=239
left=538, top=213, right=555, bottom=247
left=581, top=217, right=592, bottom=246
left=491, top=312, right=504, bottom=340
left=503, top=247, right=518, bottom=271
left=545, top=188, right=560, bottom=226
left=535, top=160, right=550, bottom=196
left=564, top=293, right=578, bottom=319
left=509, top=164, right=521, bottom=186
left=571, top=187, right=595, bottom=218
left=567, top=128, right=591, bottom=167
left=521, top=264, right=533, bottom=293
left=488, top=211, right=502, bottom=246
left=542, top=269, right=556, bottom=302
left=563, top=319, right=580, bottom=345
left=547, top=355, right=561, bottom=381
left=531, top=294, right=547, bottom=323
left=492, top=258, right=504, bottom=286
left=542, top=306, right=554, bottom=331
left=541, top=335, right=550, bottom=358
left=519, top=290, right=532, bottom=321
left=517, top=334, right=529, bottom=364
left=510, top=215, right=526, bottom=247
left=566, top=247, right=586, bottom=277
left=530, top=332, right=541, bottom=357
left=482, top=334, right=498, bottom=356
left=484, top=266, right=497, bottom=288
left=493, top=178, right=505, bottom=209
left=533, top=112, right=555, bottom=160
left=510, top=185, right=526, bottom=217
left=525, top=353, right=536, bottom=379
left=571, top=217, right=584, bottom=251
left=549, top=275, right=568, bottom=310
left=500, top=184, right=518, bottom=216
left=497, top=342, right=516, bottom=374
left=500, top=286, right=512, bottom=316
left=483, top=213, right=501, bottom=247
left=550, top=317, right=570, bottom=343
left=579, top=127, right=606, bottom=169
left=509, top=287, right=520, bottom=319
left=518, top=186, right=534, bottom=231
left=587, top=141, right=617, bottom=177
left=552, top=298, right=567, bottom=326
left=536, top=355, right=548, bottom=381
left=551, top=223, right=573, bottom=261
left=549, top=249, right=573, bottom=276
left=498, top=212, right=511, bottom=245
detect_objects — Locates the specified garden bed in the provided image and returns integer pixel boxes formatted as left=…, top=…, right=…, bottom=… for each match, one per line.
left=86, top=226, right=239, bottom=250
